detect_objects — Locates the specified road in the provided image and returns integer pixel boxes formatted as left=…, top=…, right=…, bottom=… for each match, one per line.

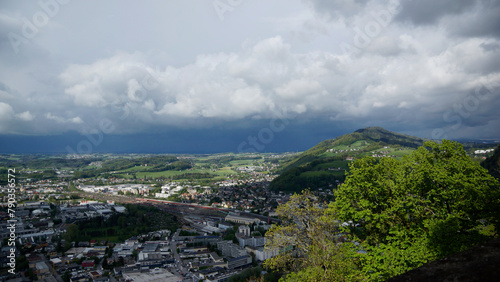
left=168, top=230, right=185, bottom=279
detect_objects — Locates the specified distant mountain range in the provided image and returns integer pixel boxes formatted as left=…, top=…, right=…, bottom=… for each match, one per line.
left=270, top=127, right=425, bottom=192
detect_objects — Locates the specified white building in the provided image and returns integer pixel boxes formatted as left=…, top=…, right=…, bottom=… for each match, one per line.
left=255, top=247, right=279, bottom=261
left=238, top=225, right=251, bottom=237
left=475, top=149, right=495, bottom=154
left=114, top=206, right=127, bottom=213
left=225, top=214, right=260, bottom=225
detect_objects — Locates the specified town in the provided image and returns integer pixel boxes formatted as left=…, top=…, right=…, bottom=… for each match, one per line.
left=0, top=153, right=300, bottom=281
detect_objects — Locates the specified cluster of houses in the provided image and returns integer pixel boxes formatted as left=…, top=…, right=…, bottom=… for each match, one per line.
left=0, top=201, right=126, bottom=281
left=474, top=149, right=495, bottom=154
left=78, top=184, right=153, bottom=196
left=371, top=151, right=396, bottom=158
left=326, top=148, right=360, bottom=154
left=0, top=180, right=67, bottom=203
left=60, top=201, right=127, bottom=222
left=155, top=183, right=212, bottom=199
left=171, top=217, right=279, bottom=282
left=0, top=195, right=284, bottom=281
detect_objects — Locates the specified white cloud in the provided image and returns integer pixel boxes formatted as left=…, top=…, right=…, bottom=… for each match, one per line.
left=275, top=78, right=322, bottom=100
left=45, top=113, right=83, bottom=124
left=0, top=102, right=14, bottom=133
left=1, top=0, right=500, bottom=140
left=52, top=30, right=500, bottom=137
left=15, top=111, right=34, bottom=121
left=0, top=102, right=14, bottom=117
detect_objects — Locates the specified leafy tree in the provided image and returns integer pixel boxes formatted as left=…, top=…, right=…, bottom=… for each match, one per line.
left=64, top=224, right=80, bottom=243
left=264, top=190, right=364, bottom=281
left=228, top=266, right=263, bottom=282
left=481, top=144, right=500, bottom=181
left=223, top=225, right=239, bottom=244
left=26, top=268, right=37, bottom=281
left=331, top=140, right=500, bottom=280
left=15, top=255, right=29, bottom=272
left=270, top=158, right=347, bottom=192
left=62, top=270, right=71, bottom=282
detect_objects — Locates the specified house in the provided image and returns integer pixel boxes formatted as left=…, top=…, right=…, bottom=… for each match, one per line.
left=89, top=270, right=102, bottom=279
left=27, top=254, right=43, bottom=269
left=199, top=267, right=224, bottom=280
left=35, top=261, right=50, bottom=279
left=209, top=252, right=223, bottom=263
left=82, top=260, right=95, bottom=268
left=71, top=275, right=89, bottom=282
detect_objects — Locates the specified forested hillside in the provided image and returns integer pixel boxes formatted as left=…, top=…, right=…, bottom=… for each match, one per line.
left=270, top=127, right=424, bottom=192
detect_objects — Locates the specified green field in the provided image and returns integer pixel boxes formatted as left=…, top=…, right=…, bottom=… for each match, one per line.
left=313, top=160, right=350, bottom=170
left=97, top=154, right=272, bottom=183
left=300, top=170, right=343, bottom=178
left=369, top=146, right=416, bottom=159
left=321, top=143, right=416, bottom=160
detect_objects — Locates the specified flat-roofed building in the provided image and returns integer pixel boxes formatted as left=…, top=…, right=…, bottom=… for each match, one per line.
left=227, top=255, right=252, bottom=269
left=225, top=214, right=259, bottom=225
left=217, top=241, right=248, bottom=259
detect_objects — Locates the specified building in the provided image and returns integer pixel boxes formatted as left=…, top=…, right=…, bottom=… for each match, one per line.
left=227, top=255, right=252, bottom=269
left=192, top=236, right=222, bottom=246
left=209, top=252, right=223, bottom=263
left=237, top=235, right=265, bottom=248
left=218, top=223, right=232, bottom=230
left=225, top=214, right=260, bottom=225
left=113, top=206, right=127, bottom=213
left=217, top=241, right=247, bottom=258
left=142, top=243, right=159, bottom=253
left=238, top=225, right=251, bottom=237
left=205, top=272, right=237, bottom=282
left=121, top=268, right=181, bottom=282
left=82, top=260, right=95, bottom=268
left=89, top=270, right=103, bottom=280
left=35, top=261, right=50, bottom=279
left=255, top=247, right=279, bottom=261
left=199, top=267, right=224, bottom=280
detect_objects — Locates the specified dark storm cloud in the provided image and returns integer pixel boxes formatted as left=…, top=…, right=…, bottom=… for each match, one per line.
left=394, top=0, right=474, bottom=25
left=480, top=42, right=500, bottom=52
left=447, top=0, right=500, bottom=39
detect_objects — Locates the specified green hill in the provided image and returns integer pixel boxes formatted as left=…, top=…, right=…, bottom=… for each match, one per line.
left=281, top=127, right=424, bottom=171
left=270, top=127, right=425, bottom=192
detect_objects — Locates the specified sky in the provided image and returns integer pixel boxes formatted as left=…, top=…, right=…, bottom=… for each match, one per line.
left=0, top=0, right=499, bottom=154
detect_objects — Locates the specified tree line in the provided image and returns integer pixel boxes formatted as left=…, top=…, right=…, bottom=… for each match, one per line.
left=64, top=204, right=180, bottom=243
